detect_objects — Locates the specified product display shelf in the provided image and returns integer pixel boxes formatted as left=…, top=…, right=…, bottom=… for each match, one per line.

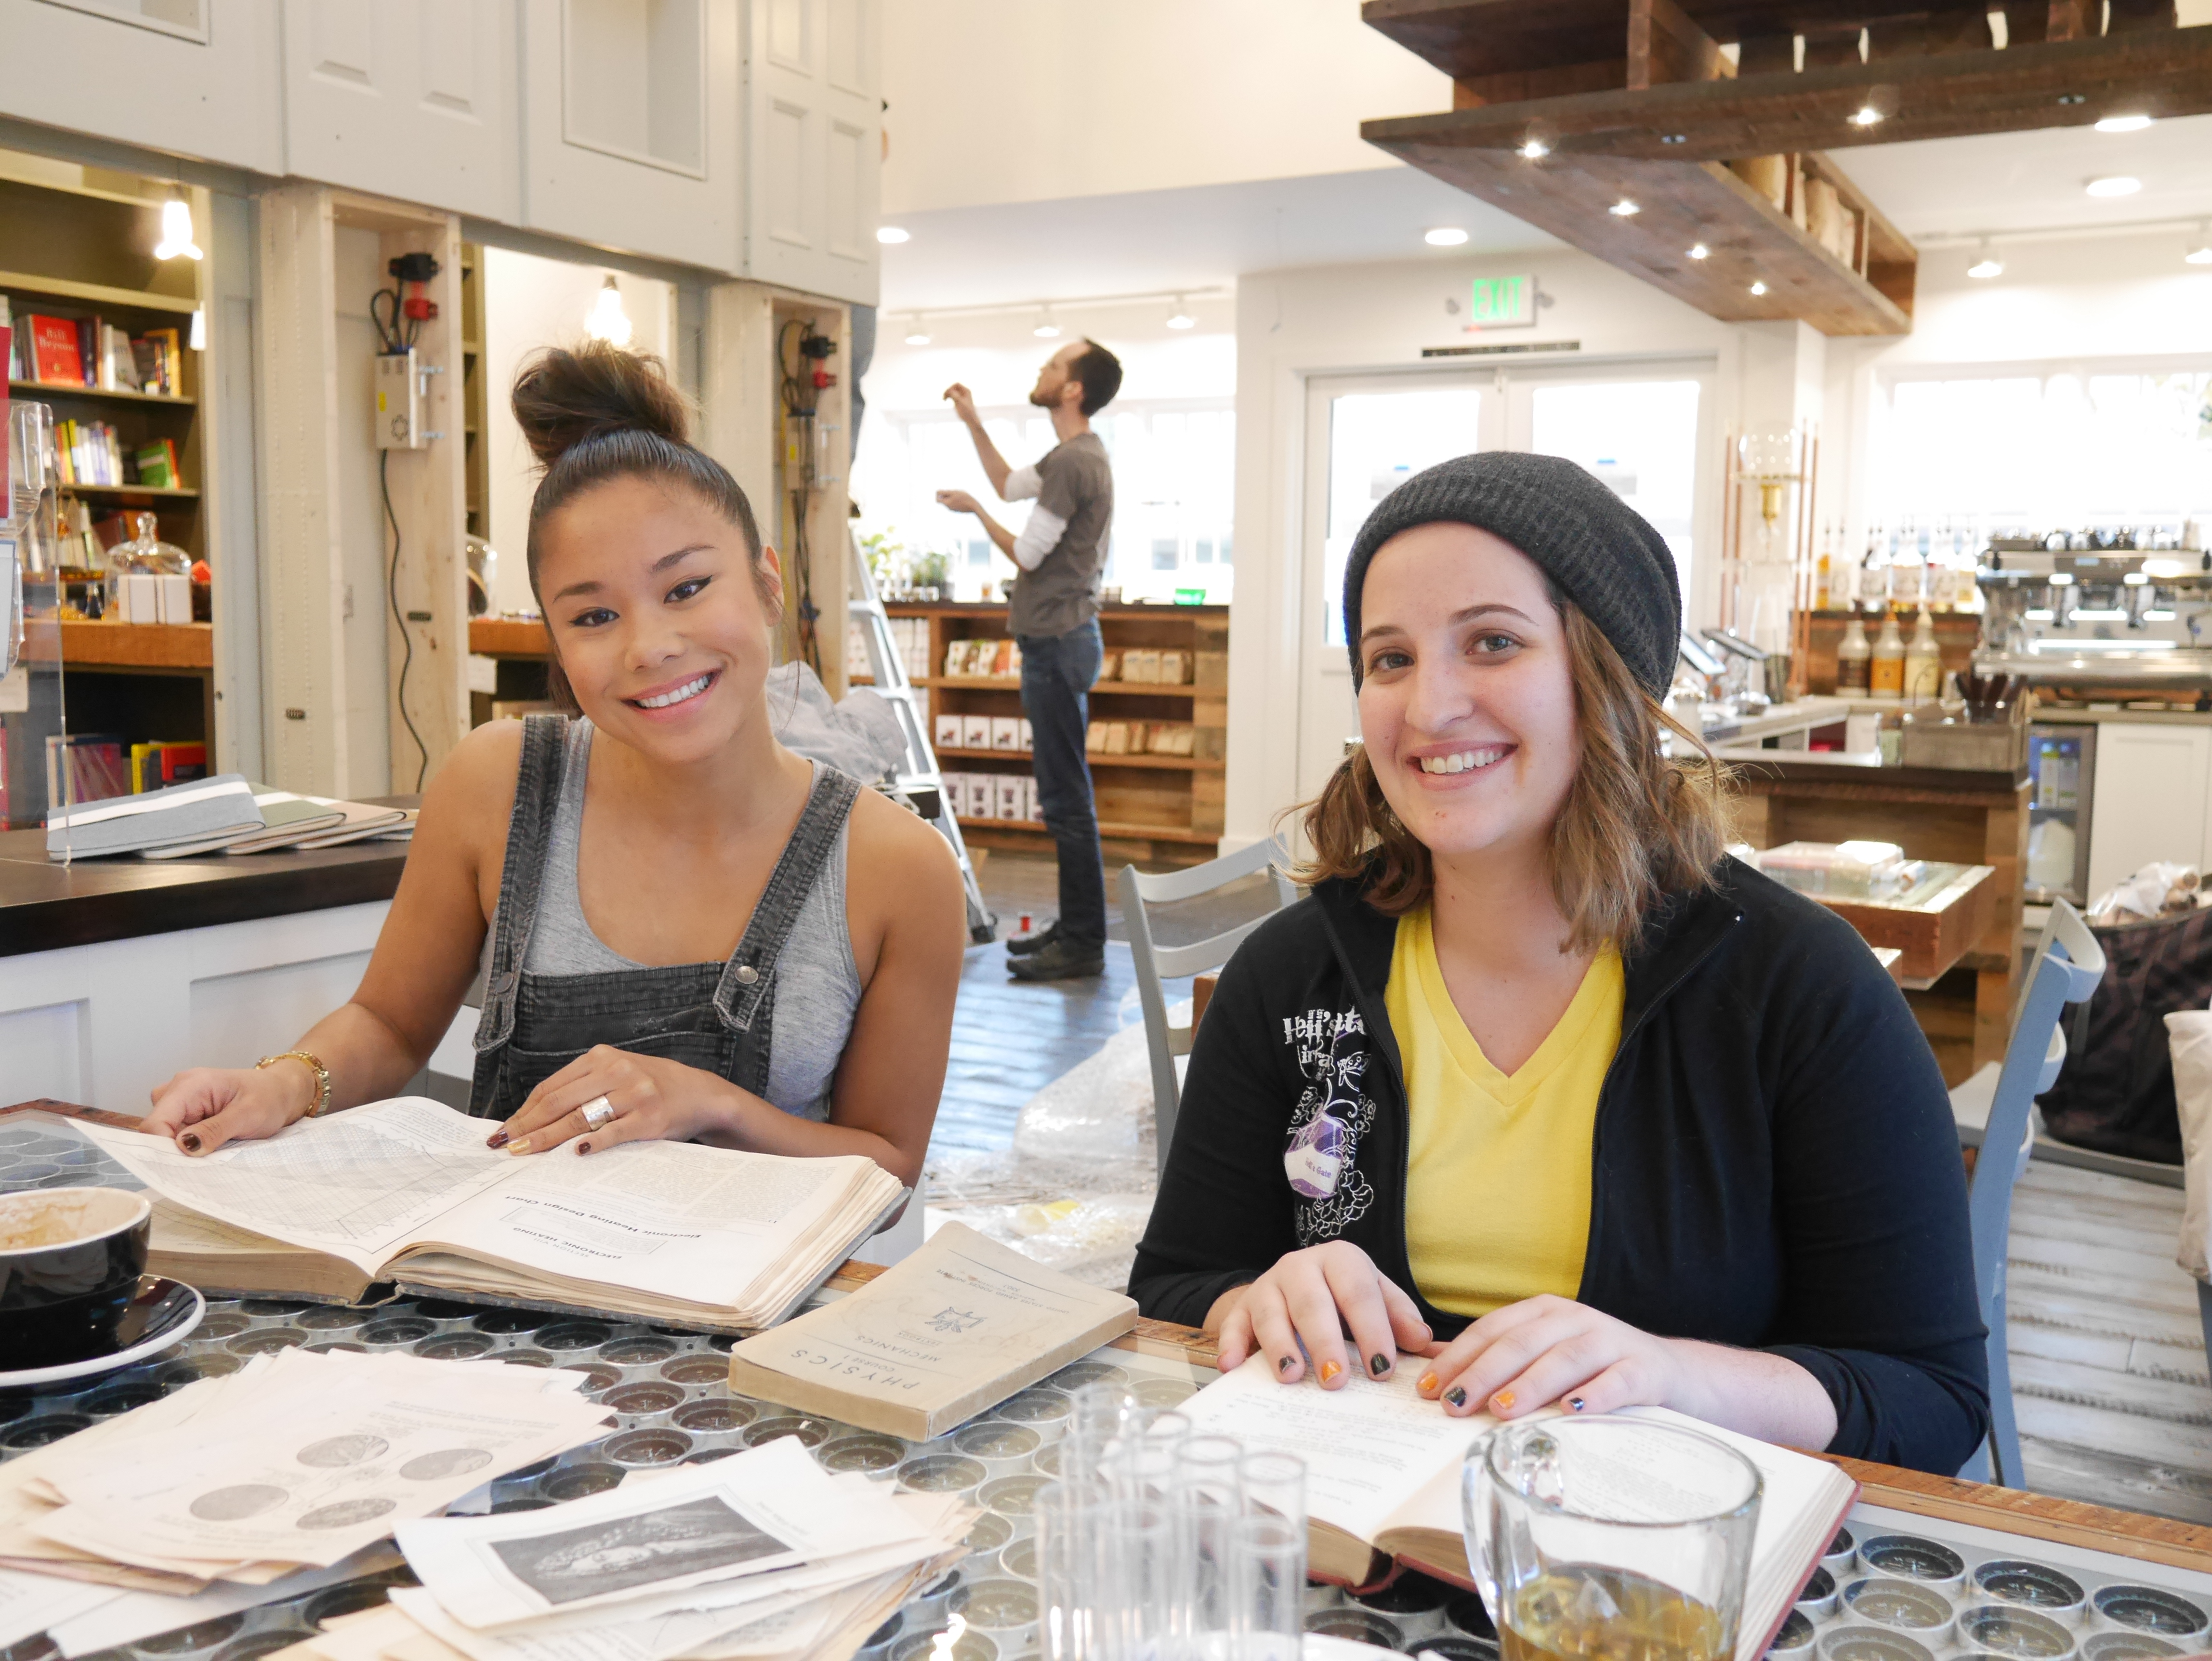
left=1, top=160, right=221, bottom=816
left=889, top=602, right=1228, bottom=867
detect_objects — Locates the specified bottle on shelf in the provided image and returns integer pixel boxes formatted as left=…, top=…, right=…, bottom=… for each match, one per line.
left=1889, top=520, right=1925, bottom=610
left=1870, top=607, right=1906, bottom=701
left=1813, top=523, right=1833, bottom=611
left=1836, top=608, right=1873, bottom=694
left=1903, top=606, right=1943, bottom=702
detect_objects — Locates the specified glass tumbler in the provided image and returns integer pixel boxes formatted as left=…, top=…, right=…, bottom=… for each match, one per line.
left=1038, top=1476, right=1112, bottom=1661
left=1230, top=1450, right=1307, bottom=1661
left=1462, top=1417, right=1763, bottom=1661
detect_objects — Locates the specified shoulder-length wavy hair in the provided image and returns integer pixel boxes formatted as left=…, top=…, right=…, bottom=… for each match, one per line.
left=1289, top=599, right=1731, bottom=954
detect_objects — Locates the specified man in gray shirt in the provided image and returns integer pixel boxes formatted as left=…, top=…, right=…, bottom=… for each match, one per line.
left=937, top=339, right=1122, bottom=981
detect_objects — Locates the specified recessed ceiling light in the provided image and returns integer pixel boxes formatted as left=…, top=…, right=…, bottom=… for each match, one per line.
left=1609, top=199, right=1641, bottom=217
left=904, top=329, right=932, bottom=346
left=1749, top=280, right=1769, bottom=296
left=2095, top=114, right=2153, bottom=133
left=1849, top=105, right=1884, bottom=126
left=1661, top=133, right=1686, bottom=145
left=1519, top=138, right=1549, bottom=159
left=1425, top=227, right=1470, bottom=246
left=2086, top=175, right=2142, bottom=198
left=876, top=226, right=910, bottom=244
left=1687, top=243, right=1711, bottom=260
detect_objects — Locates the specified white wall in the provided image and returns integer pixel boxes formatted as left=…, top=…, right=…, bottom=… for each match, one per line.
left=880, top=0, right=1449, bottom=214
left=480, top=247, right=675, bottom=615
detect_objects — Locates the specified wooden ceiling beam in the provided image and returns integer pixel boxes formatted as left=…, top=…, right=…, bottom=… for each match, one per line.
left=1361, top=26, right=2212, bottom=161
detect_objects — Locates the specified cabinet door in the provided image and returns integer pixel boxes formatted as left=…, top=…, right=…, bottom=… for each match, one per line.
left=744, top=0, right=881, bottom=303
left=2085, top=723, right=2212, bottom=901
left=519, top=0, right=741, bottom=273
left=0, top=0, right=282, bottom=173
left=281, top=0, right=521, bottom=223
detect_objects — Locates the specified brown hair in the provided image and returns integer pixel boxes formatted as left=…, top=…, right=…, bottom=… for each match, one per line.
left=1290, top=601, right=1730, bottom=953
left=511, top=341, right=777, bottom=712
left=1071, top=338, right=1123, bottom=416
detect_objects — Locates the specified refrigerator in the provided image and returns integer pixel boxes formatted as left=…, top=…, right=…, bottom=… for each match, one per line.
left=2025, top=724, right=2095, bottom=907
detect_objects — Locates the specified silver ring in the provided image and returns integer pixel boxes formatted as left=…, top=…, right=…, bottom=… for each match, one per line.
left=579, top=1094, right=617, bottom=1131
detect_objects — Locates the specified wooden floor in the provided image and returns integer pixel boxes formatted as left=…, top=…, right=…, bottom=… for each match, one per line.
left=937, top=853, right=2212, bottom=1523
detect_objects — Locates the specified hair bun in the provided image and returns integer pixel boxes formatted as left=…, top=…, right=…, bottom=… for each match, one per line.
left=511, top=340, right=689, bottom=466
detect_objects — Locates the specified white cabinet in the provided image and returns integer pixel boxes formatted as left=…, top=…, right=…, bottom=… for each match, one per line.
left=742, top=0, right=880, bottom=304
left=517, top=0, right=743, bottom=273
left=2086, top=722, right=2212, bottom=902
left=279, top=0, right=522, bottom=223
left=0, top=0, right=283, bottom=173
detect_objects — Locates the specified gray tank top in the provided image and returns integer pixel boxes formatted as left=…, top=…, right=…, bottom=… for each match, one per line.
left=521, top=719, right=862, bottom=1121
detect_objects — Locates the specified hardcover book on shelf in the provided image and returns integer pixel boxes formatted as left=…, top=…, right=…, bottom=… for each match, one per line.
left=1179, top=1358, right=1857, bottom=1661
left=25, top=314, right=82, bottom=385
left=85, top=1096, right=907, bottom=1331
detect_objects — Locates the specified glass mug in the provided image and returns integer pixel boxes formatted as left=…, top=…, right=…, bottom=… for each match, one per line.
left=1462, top=1416, right=1764, bottom=1661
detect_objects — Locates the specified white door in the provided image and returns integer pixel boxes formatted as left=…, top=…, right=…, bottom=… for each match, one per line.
left=1295, top=363, right=1711, bottom=818
left=2087, top=722, right=2212, bottom=901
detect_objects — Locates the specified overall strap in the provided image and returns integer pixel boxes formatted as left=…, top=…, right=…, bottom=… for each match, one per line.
left=472, top=714, right=569, bottom=1054
left=714, top=765, right=863, bottom=1032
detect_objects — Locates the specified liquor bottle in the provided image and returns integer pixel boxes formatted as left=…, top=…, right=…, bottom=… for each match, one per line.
left=1904, top=606, right=1943, bottom=702
left=1870, top=608, right=1906, bottom=700
left=1836, top=610, right=1872, bottom=694
left=1814, top=524, right=1833, bottom=611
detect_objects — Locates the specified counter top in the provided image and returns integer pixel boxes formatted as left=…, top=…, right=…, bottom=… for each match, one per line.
left=0, top=810, right=415, bottom=958
left=1713, top=746, right=2027, bottom=793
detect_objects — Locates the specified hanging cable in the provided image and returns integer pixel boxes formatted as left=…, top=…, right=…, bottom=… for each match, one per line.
left=381, top=449, right=428, bottom=791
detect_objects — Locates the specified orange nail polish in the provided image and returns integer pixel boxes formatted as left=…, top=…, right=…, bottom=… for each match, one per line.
left=1418, top=1371, right=1439, bottom=1393
left=1492, top=1389, right=1516, bottom=1411
left=1319, top=1361, right=1343, bottom=1385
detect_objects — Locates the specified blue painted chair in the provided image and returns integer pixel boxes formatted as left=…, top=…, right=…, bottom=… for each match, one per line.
left=1951, top=898, right=2106, bottom=1487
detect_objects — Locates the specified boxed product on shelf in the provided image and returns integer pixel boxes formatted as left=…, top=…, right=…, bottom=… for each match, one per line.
left=1158, top=649, right=1189, bottom=685
left=995, top=775, right=1028, bottom=822
left=990, top=716, right=1022, bottom=752
left=1195, top=650, right=1227, bottom=687
left=1123, top=648, right=1160, bottom=683
left=1085, top=721, right=1105, bottom=753
left=934, top=713, right=962, bottom=750
left=1026, top=777, right=1041, bottom=822
left=961, top=714, right=992, bottom=750
left=967, top=776, right=997, bottom=819
left=1099, top=649, right=1122, bottom=681
left=1020, top=719, right=1033, bottom=751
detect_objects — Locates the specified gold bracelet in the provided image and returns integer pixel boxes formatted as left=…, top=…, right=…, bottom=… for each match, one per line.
left=256, top=1051, right=331, bottom=1121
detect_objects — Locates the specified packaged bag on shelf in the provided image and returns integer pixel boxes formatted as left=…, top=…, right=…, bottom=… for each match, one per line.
left=962, top=713, right=992, bottom=750
left=990, top=716, right=1022, bottom=752
left=934, top=713, right=962, bottom=750
left=1085, top=722, right=1106, bottom=754
left=1159, top=649, right=1189, bottom=685
left=1099, top=649, right=1122, bottom=682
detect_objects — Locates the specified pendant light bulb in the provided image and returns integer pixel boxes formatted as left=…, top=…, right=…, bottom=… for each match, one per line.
left=585, top=276, right=633, bottom=347
left=155, top=196, right=201, bottom=262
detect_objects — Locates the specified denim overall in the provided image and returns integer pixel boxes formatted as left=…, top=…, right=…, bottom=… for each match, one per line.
left=467, top=713, right=862, bottom=1119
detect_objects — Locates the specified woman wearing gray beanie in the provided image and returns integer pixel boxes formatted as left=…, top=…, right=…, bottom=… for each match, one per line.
left=1131, top=452, right=1988, bottom=1476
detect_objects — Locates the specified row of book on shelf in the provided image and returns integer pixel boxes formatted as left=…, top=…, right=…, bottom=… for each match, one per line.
left=8, top=308, right=184, bottom=395
left=49, top=421, right=182, bottom=489
left=942, top=770, right=1040, bottom=824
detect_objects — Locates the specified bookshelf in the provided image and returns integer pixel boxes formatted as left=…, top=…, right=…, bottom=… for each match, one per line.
left=887, top=602, right=1228, bottom=866
left=460, top=243, right=489, bottom=545
left=0, top=156, right=217, bottom=827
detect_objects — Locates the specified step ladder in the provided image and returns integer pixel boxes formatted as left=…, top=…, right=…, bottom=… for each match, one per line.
left=847, top=534, right=998, bottom=944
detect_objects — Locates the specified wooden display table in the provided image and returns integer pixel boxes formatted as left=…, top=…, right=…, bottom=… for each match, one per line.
left=1719, top=749, right=2029, bottom=1085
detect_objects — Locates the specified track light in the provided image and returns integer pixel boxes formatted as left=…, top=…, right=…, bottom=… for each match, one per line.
left=2186, top=224, right=2212, bottom=265
left=1967, top=239, right=2004, bottom=279
left=584, top=276, right=632, bottom=346
left=154, top=197, right=201, bottom=261
left=904, top=324, right=932, bottom=346
left=1166, top=296, right=1195, bottom=330
left=1034, top=308, right=1061, bottom=339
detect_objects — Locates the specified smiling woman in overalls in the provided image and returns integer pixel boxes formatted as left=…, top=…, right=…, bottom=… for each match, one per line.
left=145, top=343, right=965, bottom=1188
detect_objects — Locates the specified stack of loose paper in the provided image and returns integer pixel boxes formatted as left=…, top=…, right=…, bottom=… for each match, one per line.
left=0, top=1349, right=611, bottom=1593
left=92, top=1097, right=906, bottom=1329
left=275, top=1435, right=976, bottom=1661
left=44, top=773, right=264, bottom=859
left=145, top=791, right=350, bottom=858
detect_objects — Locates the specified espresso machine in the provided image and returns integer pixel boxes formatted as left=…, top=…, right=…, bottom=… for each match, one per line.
left=1975, top=539, right=2212, bottom=703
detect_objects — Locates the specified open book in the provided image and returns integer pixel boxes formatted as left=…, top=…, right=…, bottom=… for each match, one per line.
left=1180, top=1358, right=1856, bottom=1661
left=726, top=1222, right=1137, bottom=1439
left=87, top=1097, right=907, bottom=1332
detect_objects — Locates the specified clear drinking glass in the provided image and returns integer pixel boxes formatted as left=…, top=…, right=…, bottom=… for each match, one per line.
left=1038, top=1477, right=1112, bottom=1661
left=1462, top=1417, right=1764, bottom=1661
left=1231, top=1450, right=1307, bottom=1661
left=1173, top=1434, right=1245, bottom=1660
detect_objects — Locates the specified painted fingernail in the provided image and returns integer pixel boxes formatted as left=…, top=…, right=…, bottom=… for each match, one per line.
left=1567, top=1396, right=1587, bottom=1412
left=1445, top=1386, right=1468, bottom=1409
left=576, top=1141, right=591, bottom=1155
left=1492, top=1390, right=1516, bottom=1411
left=1278, top=1356, right=1296, bottom=1375
left=178, top=1133, right=200, bottom=1153
left=1319, top=1361, right=1343, bottom=1385
left=1369, top=1352, right=1391, bottom=1377
left=506, top=1138, right=532, bottom=1155
left=486, top=1131, right=508, bottom=1148
left=1418, top=1371, right=1439, bottom=1394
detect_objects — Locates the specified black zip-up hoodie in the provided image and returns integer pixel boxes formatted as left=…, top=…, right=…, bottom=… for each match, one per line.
left=1130, top=856, right=1991, bottom=1476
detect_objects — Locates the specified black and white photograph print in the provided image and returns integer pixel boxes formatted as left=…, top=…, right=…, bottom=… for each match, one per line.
left=490, top=1494, right=792, bottom=1605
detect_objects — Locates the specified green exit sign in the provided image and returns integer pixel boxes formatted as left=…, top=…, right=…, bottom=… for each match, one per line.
left=1468, top=275, right=1536, bottom=328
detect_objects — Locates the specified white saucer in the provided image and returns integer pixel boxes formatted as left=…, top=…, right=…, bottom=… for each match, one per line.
left=0, top=1277, right=206, bottom=1389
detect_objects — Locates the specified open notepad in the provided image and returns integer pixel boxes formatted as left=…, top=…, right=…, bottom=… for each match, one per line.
left=88, top=1097, right=906, bottom=1331
left=1180, top=1358, right=1856, bottom=1661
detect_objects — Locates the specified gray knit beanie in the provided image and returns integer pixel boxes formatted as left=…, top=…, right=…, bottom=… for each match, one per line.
left=1342, top=451, right=1681, bottom=697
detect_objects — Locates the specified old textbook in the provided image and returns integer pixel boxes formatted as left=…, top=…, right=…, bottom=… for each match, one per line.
left=724, top=1223, right=1138, bottom=1439
left=1181, top=1358, right=1856, bottom=1661
left=88, top=1096, right=906, bottom=1331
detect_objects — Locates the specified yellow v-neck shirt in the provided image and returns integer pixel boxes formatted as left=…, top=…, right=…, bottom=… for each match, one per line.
left=1384, top=906, right=1624, bottom=1319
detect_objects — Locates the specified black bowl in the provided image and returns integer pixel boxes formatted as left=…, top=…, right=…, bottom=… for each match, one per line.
left=0, top=1187, right=152, bottom=1368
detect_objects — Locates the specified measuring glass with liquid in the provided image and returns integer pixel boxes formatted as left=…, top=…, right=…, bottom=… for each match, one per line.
left=1462, top=1417, right=1764, bottom=1661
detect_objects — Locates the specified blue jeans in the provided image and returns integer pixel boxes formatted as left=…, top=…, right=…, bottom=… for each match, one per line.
left=1018, top=621, right=1107, bottom=948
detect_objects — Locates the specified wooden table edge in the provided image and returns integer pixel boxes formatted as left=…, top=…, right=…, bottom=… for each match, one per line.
left=17, top=1099, right=2208, bottom=1576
